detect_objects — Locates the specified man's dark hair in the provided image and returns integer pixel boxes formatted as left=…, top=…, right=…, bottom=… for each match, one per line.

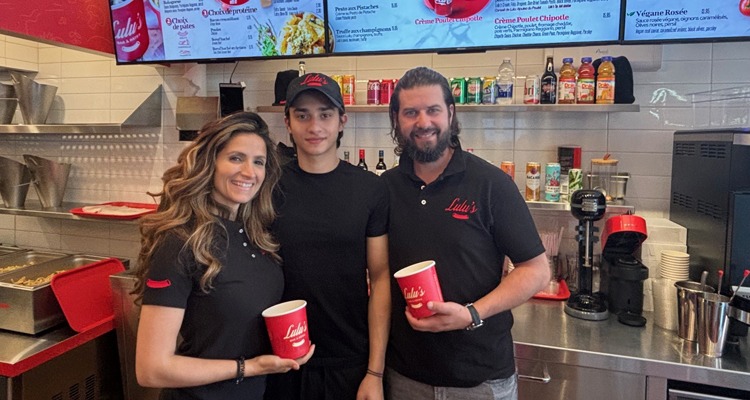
left=388, top=67, right=461, bottom=155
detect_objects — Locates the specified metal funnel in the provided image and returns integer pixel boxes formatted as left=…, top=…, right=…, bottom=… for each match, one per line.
left=0, top=156, right=32, bottom=208
left=10, top=72, right=58, bottom=124
left=0, top=82, right=15, bottom=98
left=23, top=154, right=71, bottom=208
left=0, top=98, right=17, bottom=124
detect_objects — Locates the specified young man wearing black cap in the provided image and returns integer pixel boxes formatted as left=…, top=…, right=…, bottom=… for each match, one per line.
left=264, top=72, right=390, bottom=400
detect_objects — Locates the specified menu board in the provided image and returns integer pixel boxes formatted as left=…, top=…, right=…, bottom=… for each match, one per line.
left=327, top=0, right=622, bottom=54
left=108, top=0, right=326, bottom=64
left=623, top=0, right=750, bottom=42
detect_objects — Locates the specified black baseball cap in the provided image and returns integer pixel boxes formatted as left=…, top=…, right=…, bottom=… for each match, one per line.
left=285, top=73, right=345, bottom=113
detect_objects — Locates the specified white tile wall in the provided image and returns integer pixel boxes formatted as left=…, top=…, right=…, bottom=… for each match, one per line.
left=2, top=33, right=750, bottom=261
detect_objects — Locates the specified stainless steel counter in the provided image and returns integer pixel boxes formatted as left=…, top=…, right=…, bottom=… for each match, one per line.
left=512, top=300, right=750, bottom=392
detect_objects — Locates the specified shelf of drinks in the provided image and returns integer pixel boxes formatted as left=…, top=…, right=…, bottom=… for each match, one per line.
left=0, top=201, right=139, bottom=224
left=256, top=104, right=640, bottom=113
left=525, top=199, right=633, bottom=215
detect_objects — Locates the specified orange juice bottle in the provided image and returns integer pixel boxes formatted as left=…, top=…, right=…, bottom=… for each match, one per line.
left=576, top=57, right=595, bottom=104
left=558, top=58, right=576, bottom=104
left=596, top=56, right=615, bottom=104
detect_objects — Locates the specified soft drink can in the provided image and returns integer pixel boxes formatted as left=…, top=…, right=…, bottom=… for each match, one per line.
left=544, top=162, right=561, bottom=202
left=466, top=77, right=482, bottom=104
left=331, top=75, right=344, bottom=98
left=482, top=77, right=497, bottom=104
left=380, top=79, right=395, bottom=104
left=568, top=168, right=583, bottom=200
left=343, top=75, right=356, bottom=105
left=525, top=162, right=541, bottom=201
left=500, top=161, right=515, bottom=181
left=523, top=75, right=540, bottom=104
left=450, top=77, right=467, bottom=104
left=367, top=80, right=381, bottom=105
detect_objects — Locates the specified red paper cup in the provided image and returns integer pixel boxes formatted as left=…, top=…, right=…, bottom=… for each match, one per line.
left=394, top=260, right=444, bottom=319
left=262, top=300, right=310, bottom=359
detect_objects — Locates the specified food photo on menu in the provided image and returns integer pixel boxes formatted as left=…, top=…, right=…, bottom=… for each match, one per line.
left=326, top=0, right=622, bottom=54
left=108, top=0, right=326, bottom=64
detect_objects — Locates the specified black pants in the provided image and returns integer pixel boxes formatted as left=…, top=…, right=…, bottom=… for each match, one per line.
left=264, top=363, right=367, bottom=400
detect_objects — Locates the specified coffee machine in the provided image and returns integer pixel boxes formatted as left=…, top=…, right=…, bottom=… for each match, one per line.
left=600, top=215, right=649, bottom=327
left=565, top=190, right=609, bottom=321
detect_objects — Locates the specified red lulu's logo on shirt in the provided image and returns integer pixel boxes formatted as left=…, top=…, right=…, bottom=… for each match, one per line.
left=444, top=197, right=478, bottom=220
left=146, top=279, right=172, bottom=289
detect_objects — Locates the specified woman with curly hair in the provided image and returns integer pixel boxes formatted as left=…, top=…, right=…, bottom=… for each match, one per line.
left=133, top=112, right=314, bottom=399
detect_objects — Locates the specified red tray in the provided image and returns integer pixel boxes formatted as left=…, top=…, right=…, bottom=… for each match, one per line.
left=51, top=258, right=126, bottom=332
left=70, top=202, right=157, bottom=220
left=533, top=279, right=571, bottom=301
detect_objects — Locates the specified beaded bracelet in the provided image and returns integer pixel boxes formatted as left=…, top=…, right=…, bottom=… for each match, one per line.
left=366, top=369, right=384, bottom=379
left=235, top=357, right=245, bottom=384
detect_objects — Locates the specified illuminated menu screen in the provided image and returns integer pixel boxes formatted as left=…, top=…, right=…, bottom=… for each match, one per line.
left=326, top=0, right=622, bottom=54
left=623, top=0, right=750, bottom=42
left=109, top=0, right=325, bottom=64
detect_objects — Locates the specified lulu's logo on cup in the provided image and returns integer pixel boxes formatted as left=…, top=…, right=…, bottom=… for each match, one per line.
left=262, top=300, right=310, bottom=359
left=110, top=0, right=150, bottom=61
left=394, top=260, right=444, bottom=319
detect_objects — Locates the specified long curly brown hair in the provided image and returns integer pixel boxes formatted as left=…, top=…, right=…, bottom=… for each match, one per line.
left=133, top=112, right=282, bottom=300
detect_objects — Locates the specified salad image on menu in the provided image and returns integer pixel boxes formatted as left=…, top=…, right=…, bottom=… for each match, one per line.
left=326, top=0, right=621, bottom=54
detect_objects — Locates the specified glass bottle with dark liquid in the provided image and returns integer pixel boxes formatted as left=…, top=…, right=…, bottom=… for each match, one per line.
left=357, top=149, right=368, bottom=171
left=540, top=56, right=557, bottom=104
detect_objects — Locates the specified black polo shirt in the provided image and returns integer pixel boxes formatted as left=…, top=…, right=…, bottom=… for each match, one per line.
left=143, top=218, right=283, bottom=400
left=382, top=146, right=545, bottom=388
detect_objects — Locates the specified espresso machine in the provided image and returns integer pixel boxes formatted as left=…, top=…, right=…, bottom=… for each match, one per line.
left=565, top=190, right=609, bottom=321
left=600, top=214, right=649, bottom=327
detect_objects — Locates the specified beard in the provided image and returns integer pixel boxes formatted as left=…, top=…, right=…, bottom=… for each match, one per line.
left=401, top=126, right=451, bottom=163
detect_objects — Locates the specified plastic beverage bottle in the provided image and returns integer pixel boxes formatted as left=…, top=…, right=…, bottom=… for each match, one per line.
left=596, top=56, right=615, bottom=104
left=558, top=58, right=577, bottom=104
left=540, top=56, right=557, bottom=104
left=496, top=57, right=515, bottom=105
left=576, top=57, right=595, bottom=104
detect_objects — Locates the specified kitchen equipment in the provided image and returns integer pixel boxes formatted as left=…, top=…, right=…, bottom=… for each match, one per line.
left=669, top=129, right=750, bottom=291
left=675, top=280, right=715, bottom=341
left=110, top=271, right=162, bottom=400
left=10, top=71, right=58, bottom=124
left=0, top=82, right=15, bottom=98
left=564, top=189, right=609, bottom=321
left=0, top=98, right=17, bottom=124
left=0, top=245, right=25, bottom=258
left=609, top=172, right=630, bottom=200
left=600, top=214, right=649, bottom=327
left=697, top=292, right=731, bottom=357
left=51, top=258, right=126, bottom=332
left=0, top=156, right=32, bottom=208
left=23, top=154, right=71, bottom=208
left=0, top=252, right=103, bottom=334
left=590, top=156, right=618, bottom=200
